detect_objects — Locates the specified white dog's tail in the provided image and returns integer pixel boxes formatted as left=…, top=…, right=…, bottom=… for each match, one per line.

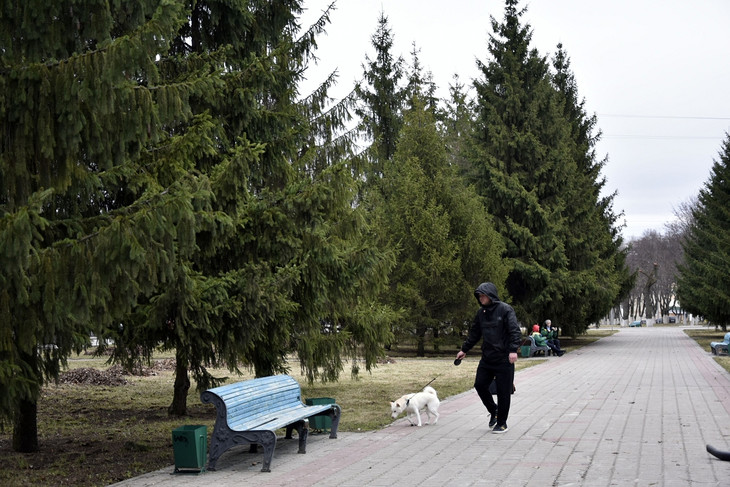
left=423, top=386, right=438, bottom=396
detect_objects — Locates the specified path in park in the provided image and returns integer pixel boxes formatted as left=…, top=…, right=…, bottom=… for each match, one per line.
left=113, top=327, right=730, bottom=486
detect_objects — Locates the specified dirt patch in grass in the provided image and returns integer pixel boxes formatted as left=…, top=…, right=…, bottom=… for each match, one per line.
left=0, top=388, right=204, bottom=486
left=0, top=357, right=208, bottom=487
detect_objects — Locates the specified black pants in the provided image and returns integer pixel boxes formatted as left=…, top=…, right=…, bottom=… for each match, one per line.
left=474, top=360, right=514, bottom=426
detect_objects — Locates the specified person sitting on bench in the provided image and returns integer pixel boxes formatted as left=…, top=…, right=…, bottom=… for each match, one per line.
left=531, top=324, right=563, bottom=356
left=542, top=320, right=565, bottom=356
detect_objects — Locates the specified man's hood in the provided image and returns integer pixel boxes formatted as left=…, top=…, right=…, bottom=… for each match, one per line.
left=474, top=282, right=501, bottom=305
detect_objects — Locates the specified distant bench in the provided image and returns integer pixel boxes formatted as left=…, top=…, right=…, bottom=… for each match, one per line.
left=200, top=375, right=341, bottom=472
left=710, top=332, right=730, bottom=356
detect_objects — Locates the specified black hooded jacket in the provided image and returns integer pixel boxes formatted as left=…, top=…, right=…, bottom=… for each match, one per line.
left=460, top=282, right=522, bottom=364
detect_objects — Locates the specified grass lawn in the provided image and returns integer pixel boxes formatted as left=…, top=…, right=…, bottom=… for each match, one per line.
left=0, top=329, right=614, bottom=486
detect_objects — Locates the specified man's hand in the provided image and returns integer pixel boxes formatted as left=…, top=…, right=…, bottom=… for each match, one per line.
left=456, top=350, right=466, bottom=360
left=508, top=352, right=517, bottom=364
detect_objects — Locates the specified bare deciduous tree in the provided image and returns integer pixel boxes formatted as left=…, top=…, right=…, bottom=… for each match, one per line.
left=624, top=230, right=683, bottom=321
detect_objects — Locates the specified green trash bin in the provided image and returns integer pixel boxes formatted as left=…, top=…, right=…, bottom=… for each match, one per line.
left=305, top=397, right=335, bottom=432
left=520, top=340, right=531, bottom=358
left=172, top=425, right=207, bottom=473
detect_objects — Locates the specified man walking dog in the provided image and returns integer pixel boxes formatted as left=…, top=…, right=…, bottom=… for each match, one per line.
left=455, top=282, right=522, bottom=433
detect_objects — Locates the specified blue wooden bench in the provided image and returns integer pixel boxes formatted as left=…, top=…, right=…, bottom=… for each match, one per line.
left=200, top=375, right=341, bottom=472
left=710, top=332, right=730, bottom=355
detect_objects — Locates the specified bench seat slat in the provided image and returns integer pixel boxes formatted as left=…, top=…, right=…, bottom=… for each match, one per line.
left=228, top=404, right=334, bottom=431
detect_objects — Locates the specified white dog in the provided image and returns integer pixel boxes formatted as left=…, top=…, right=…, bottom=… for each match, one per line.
left=390, top=386, right=440, bottom=426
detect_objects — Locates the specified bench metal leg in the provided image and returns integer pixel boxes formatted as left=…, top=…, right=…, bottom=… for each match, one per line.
left=298, top=420, right=308, bottom=454
left=207, top=430, right=277, bottom=472
left=285, top=419, right=309, bottom=454
left=258, top=431, right=277, bottom=472
left=329, top=405, right=341, bottom=439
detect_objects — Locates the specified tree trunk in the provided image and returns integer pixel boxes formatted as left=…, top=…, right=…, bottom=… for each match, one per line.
left=416, top=324, right=426, bottom=357
left=168, top=351, right=190, bottom=416
left=13, top=397, right=39, bottom=452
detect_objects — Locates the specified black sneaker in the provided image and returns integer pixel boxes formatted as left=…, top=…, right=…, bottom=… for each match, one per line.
left=492, top=423, right=509, bottom=434
left=489, top=413, right=498, bottom=428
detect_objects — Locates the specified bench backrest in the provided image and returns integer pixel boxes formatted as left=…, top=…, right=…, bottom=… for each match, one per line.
left=205, top=375, right=304, bottom=427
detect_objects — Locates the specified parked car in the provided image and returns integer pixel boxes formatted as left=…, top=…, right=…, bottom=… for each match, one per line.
left=629, top=320, right=645, bottom=327
left=668, top=317, right=677, bottom=323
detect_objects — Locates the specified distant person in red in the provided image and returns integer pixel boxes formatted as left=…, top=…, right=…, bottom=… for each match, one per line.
left=532, top=324, right=563, bottom=356
left=455, top=282, right=521, bottom=433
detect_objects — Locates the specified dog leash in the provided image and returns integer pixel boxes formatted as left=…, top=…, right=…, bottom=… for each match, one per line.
left=399, top=355, right=463, bottom=406
left=405, top=376, right=438, bottom=406
left=403, top=355, right=464, bottom=405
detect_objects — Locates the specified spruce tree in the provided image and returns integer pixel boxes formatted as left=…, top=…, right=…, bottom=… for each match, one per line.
left=103, top=1, right=396, bottom=413
left=550, top=45, right=632, bottom=335
left=443, top=75, right=477, bottom=180
left=676, top=134, right=730, bottom=330
left=470, top=0, right=574, bottom=324
left=0, top=0, right=217, bottom=451
left=468, top=0, right=629, bottom=332
left=405, top=43, right=439, bottom=115
left=369, top=96, right=506, bottom=355
left=356, top=11, right=407, bottom=178
left=1, top=0, right=396, bottom=450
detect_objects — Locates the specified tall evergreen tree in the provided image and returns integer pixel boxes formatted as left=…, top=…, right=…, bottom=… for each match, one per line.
left=470, top=0, right=573, bottom=325
left=101, top=1, right=396, bottom=414
left=405, top=43, right=439, bottom=114
left=469, top=0, right=629, bottom=332
left=369, top=97, right=506, bottom=355
left=0, top=0, right=218, bottom=451
left=356, top=11, right=406, bottom=178
left=443, top=75, right=478, bottom=181
left=676, top=134, right=730, bottom=330
left=550, top=45, right=632, bottom=334
left=1, top=0, right=396, bottom=450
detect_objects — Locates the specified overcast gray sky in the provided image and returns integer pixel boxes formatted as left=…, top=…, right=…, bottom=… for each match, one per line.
left=300, top=0, right=730, bottom=240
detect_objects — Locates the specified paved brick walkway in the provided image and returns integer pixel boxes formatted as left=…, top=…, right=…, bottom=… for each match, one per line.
left=112, top=327, right=730, bottom=486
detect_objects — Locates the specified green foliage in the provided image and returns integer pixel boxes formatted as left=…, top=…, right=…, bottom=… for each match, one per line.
left=443, top=75, right=477, bottom=179
left=356, top=11, right=407, bottom=177
left=1, top=0, right=396, bottom=450
left=1, top=0, right=213, bottom=449
left=466, top=0, right=629, bottom=335
left=368, top=97, right=506, bottom=355
left=470, top=0, right=571, bottom=323
left=102, top=0, right=396, bottom=399
left=405, top=43, right=439, bottom=115
left=549, top=45, right=632, bottom=335
left=676, top=134, right=730, bottom=330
